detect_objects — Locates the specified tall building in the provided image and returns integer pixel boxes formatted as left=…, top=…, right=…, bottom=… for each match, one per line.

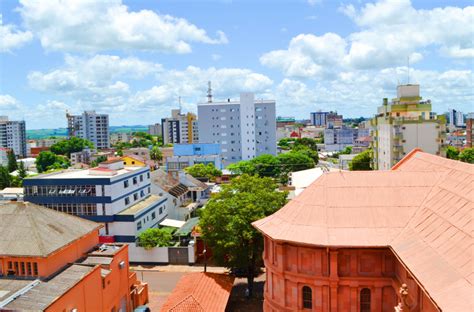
left=0, top=116, right=27, bottom=158
left=448, top=108, right=465, bottom=128
left=23, top=159, right=168, bottom=243
left=466, top=113, right=474, bottom=147
left=198, top=92, right=276, bottom=166
left=148, top=123, right=162, bottom=136
left=161, top=109, right=198, bottom=145
left=371, top=84, right=445, bottom=170
left=67, top=111, right=110, bottom=149
left=310, top=111, right=329, bottom=127
left=253, top=150, right=472, bottom=312
left=0, top=201, right=148, bottom=311
left=323, top=127, right=359, bottom=152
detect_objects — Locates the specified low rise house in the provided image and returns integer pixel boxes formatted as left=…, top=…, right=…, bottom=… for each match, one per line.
left=0, top=201, right=148, bottom=311
left=166, top=143, right=222, bottom=174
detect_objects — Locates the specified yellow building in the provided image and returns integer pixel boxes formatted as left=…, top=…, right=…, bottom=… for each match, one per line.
left=121, top=155, right=157, bottom=171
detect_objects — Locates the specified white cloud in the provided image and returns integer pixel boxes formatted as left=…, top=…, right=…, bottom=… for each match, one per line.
left=0, top=94, right=21, bottom=110
left=260, top=33, right=346, bottom=77
left=18, top=0, right=228, bottom=53
left=307, top=0, right=322, bottom=6
left=211, top=54, right=222, bottom=61
left=0, top=14, right=33, bottom=52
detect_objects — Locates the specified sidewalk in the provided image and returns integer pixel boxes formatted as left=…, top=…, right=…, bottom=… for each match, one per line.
left=131, top=264, right=228, bottom=273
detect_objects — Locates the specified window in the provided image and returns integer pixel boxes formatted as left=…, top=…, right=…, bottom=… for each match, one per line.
left=33, top=262, right=38, bottom=275
left=360, top=288, right=371, bottom=312
left=133, top=177, right=138, bottom=184
left=125, top=197, right=130, bottom=205
left=302, top=286, right=312, bottom=309
left=152, top=212, right=156, bottom=220
left=148, top=187, right=151, bottom=194
left=140, top=175, right=144, bottom=182
left=134, top=193, right=138, bottom=201
left=159, top=207, right=163, bottom=214
left=140, top=190, right=145, bottom=197
left=27, top=262, right=32, bottom=275
left=137, top=221, right=142, bottom=230
left=124, top=180, right=129, bottom=188
left=147, top=172, right=150, bottom=179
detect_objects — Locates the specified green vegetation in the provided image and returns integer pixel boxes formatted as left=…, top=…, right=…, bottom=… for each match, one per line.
left=35, top=151, right=70, bottom=173
left=0, top=166, right=12, bottom=189
left=446, top=146, right=460, bottom=160
left=199, top=174, right=287, bottom=297
left=7, top=151, right=17, bottom=173
left=349, top=149, right=373, bottom=171
left=138, top=228, right=174, bottom=249
left=459, top=148, right=474, bottom=164
left=50, top=137, right=94, bottom=157
left=90, top=155, right=108, bottom=168
left=26, top=125, right=149, bottom=140
left=184, top=163, right=222, bottom=181
left=150, top=145, right=163, bottom=162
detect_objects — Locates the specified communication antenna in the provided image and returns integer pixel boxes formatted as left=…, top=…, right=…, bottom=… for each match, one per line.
left=178, top=96, right=182, bottom=111
left=407, top=56, right=410, bottom=84
left=207, top=81, right=213, bottom=103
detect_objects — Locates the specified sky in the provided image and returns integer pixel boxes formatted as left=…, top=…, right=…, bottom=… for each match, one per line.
left=0, top=0, right=473, bottom=129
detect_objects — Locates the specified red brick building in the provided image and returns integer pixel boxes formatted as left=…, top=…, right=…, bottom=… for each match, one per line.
left=254, top=150, right=472, bottom=312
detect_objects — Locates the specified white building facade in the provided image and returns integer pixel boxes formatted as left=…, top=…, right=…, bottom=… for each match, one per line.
left=67, top=111, right=110, bottom=149
left=0, top=116, right=27, bottom=158
left=198, top=93, right=276, bottom=166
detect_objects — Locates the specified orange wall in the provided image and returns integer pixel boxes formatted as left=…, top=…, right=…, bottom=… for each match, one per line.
left=263, top=237, right=439, bottom=312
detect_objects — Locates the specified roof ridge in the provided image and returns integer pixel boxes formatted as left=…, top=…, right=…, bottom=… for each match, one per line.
left=391, top=148, right=423, bottom=170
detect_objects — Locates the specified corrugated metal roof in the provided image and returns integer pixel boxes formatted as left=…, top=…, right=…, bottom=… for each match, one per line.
left=0, top=201, right=101, bottom=257
left=253, top=150, right=473, bottom=312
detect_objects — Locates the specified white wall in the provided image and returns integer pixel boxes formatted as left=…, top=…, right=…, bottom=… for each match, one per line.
left=240, top=92, right=256, bottom=160
left=128, top=244, right=169, bottom=263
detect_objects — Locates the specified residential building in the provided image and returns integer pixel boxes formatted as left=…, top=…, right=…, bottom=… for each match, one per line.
left=23, top=159, right=167, bottom=243
left=0, top=116, right=27, bottom=158
left=466, top=113, right=474, bottom=147
left=371, top=84, right=445, bottom=170
left=253, top=150, right=472, bottom=312
left=324, top=127, right=358, bottom=152
left=148, top=123, right=162, bottom=136
left=161, top=109, right=198, bottom=145
left=166, top=143, right=222, bottom=173
left=310, top=111, right=329, bottom=127
left=70, top=147, right=94, bottom=165
left=150, top=169, right=189, bottom=220
left=0, top=201, right=148, bottom=311
left=326, top=112, right=343, bottom=128
left=448, top=108, right=465, bottom=128
left=198, top=92, right=276, bottom=166
left=276, top=116, right=295, bottom=128
left=300, top=126, right=324, bottom=139
left=110, top=132, right=131, bottom=145
left=67, top=111, right=110, bottom=149
left=0, top=147, right=10, bottom=167
left=122, top=155, right=157, bottom=171
left=123, top=147, right=150, bottom=161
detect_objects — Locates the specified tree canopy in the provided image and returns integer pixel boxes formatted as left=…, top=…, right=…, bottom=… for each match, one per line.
left=50, top=137, right=94, bottom=157
left=446, top=146, right=460, bottom=160
left=36, top=151, right=70, bottom=173
left=459, top=148, right=474, bottom=164
left=349, top=149, right=373, bottom=171
left=184, top=163, right=222, bottom=181
left=137, top=228, right=174, bottom=249
left=150, top=146, right=163, bottom=162
left=0, top=166, right=11, bottom=190
left=199, top=174, right=287, bottom=296
left=7, top=151, right=17, bottom=173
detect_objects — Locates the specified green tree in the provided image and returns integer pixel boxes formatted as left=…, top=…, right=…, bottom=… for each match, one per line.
left=293, top=137, right=318, bottom=151
left=459, top=148, right=474, bottom=164
left=349, top=149, right=373, bottom=171
left=138, top=228, right=173, bottom=249
left=340, top=146, right=353, bottom=155
left=7, top=151, right=17, bottom=173
left=446, top=146, right=460, bottom=160
left=0, top=166, right=11, bottom=189
left=150, top=146, right=163, bottom=162
left=227, top=160, right=257, bottom=176
left=199, top=174, right=287, bottom=297
left=250, top=154, right=280, bottom=178
left=50, top=137, right=94, bottom=157
left=277, top=151, right=315, bottom=184
left=36, top=151, right=70, bottom=173
left=292, top=145, right=319, bottom=164
left=17, top=161, right=27, bottom=179
left=185, top=163, right=222, bottom=181
left=90, top=155, right=107, bottom=167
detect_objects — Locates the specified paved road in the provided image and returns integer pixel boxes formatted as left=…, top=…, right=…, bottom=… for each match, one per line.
left=134, top=271, right=185, bottom=311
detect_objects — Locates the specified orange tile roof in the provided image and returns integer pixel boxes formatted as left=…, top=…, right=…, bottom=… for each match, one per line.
left=160, top=273, right=234, bottom=312
left=253, top=150, right=473, bottom=312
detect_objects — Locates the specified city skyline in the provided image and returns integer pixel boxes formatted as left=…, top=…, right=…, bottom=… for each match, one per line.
left=1, top=0, right=473, bottom=129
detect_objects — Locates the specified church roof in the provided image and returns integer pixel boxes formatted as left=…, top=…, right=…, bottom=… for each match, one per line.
left=253, top=150, right=473, bottom=312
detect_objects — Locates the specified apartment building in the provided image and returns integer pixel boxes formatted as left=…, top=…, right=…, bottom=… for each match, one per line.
left=148, top=123, right=162, bottom=136
left=371, top=84, right=445, bottom=170
left=161, top=109, right=198, bottom=145
left=448, top=108, right=465, bottom=128
left=466, top=113, right=474, bottom=147
left=0, top=201, right=148, bottom=311
left=198, top=93, right=276, bottom=166
left=166, top=143, right=222, bottom=173
left=0, top=116, right=27, bottom=158
left=310, top=111, right=329, bottom=127
left=67, top=111, right=110, bottom=149
left=23, top=159, right=167, bottom=243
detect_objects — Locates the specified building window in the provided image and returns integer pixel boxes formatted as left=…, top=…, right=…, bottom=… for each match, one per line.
left=137, top=221, right=142, bottom=230
left=33, top=262, right=38, bottom=275
left=125, top=197, right=130, bottom=205
left=140, top=175, right=144, bottom=182
left=133, top=177, right=138, bottom=184
left=360, top=288, right=371, bottom=312
left=302, top=286, right=312, bottom=309
left=134, top=193, right=138, bottom=201
left=124, top=180, right=129, bottom=188
left=159, top=207, right=163, bottom=214
left=152, top=212, right=156, bottom=220
left=147, top=172, right=150, bottom=179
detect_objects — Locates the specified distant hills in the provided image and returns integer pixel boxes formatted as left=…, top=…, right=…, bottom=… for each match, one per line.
left=26, top=125, right=149, bottom=140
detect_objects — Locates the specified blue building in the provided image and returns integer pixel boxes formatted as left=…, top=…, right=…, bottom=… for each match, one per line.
left=310, top=111, right=329, bottom=127
left=166, top=143, right=222, bottom=172
left=23, top=159, right=167, bottom=243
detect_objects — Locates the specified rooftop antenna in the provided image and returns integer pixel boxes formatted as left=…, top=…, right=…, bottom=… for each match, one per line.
left=178, top=96, right=182, bottom=111
left=207, top=81, right=212, bottom=103
left=407, top=56, right=410, bottom=85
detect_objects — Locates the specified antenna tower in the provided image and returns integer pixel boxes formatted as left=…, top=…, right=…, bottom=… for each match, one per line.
left=207, top=81, right=213, bottom=103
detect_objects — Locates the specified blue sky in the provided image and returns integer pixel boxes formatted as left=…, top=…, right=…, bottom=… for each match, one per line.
left=0, top=0, right=473, bottom=129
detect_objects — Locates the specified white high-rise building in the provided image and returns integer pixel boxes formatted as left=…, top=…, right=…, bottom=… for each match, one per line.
left=198, top=92, right=276, bottom=166
left=66, top=111, right=110, bottom=149
left=448, top=109, right=465, bottom=128
left=0, top=116, right=27, bottom=158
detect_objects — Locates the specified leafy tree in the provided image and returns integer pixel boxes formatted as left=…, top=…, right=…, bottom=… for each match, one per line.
left=150, top=146, right=163, bottom=162
left=340, top=146, right=353, bottom=155
left=250, top=154, right=280, bottom=178
left=90, top=155, right=107, bottom=167
left=7, top=151, right=17, bottom=173
left=36, top=151, right=70, bottom=173
left=293, top=137, right=318, bottom=151
left=138, top=228, right=173, bottom=249
left=199, top=174, right=287, bottom=297
left=133, top=131, right=154, bottom=141
left=349, top=149, right=373, bottom=171
left=292, top=145, right=319, bottom=164
left=446, top=146, right=460, bottom=160
left=17, top=161, right=27, bottom=179
left=50, top=137, right=94, bottom=157
left=459, top=148, right=474, bottom=164
left=0, top=166, right=11, bottom=189
left=227, top=160, right=257, bottom=176
left=277, top=151, right=315, bottom=183
left=277, top=138, right=295, bottom=150
left=185, top=163, right=222, bottom=181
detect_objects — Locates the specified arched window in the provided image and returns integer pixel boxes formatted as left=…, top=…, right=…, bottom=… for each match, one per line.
left=302, top=286, right=312, bottom=309
left=360, top=288, right=371, bottom=312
